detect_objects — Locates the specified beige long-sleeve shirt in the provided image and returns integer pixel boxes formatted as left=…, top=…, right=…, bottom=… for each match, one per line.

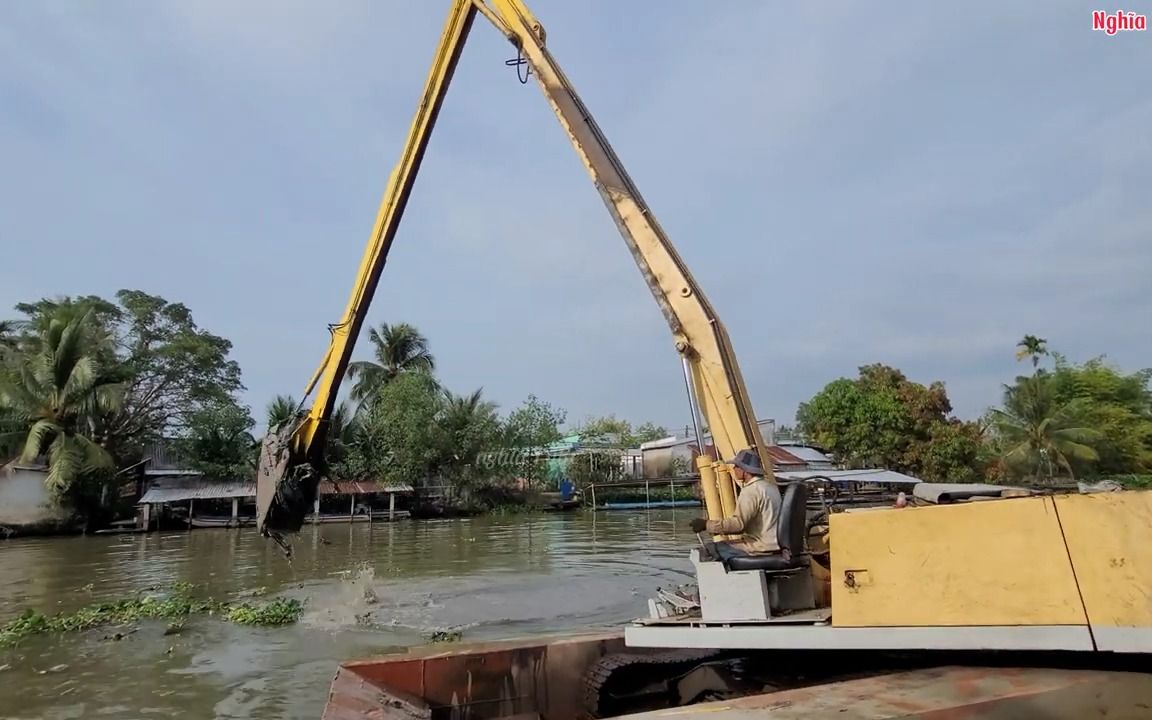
left=706, top=477, right=781, bottom=553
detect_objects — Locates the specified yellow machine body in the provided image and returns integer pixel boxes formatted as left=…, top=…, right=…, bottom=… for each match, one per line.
left=830, top=491, right=1152, bottom=646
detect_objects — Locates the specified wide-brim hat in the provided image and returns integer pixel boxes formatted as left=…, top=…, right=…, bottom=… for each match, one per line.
left=729, top=448, right=763, bottom=474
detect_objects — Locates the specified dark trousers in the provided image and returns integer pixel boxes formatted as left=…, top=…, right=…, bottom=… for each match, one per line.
left=713, top=541, right=750, bottom=563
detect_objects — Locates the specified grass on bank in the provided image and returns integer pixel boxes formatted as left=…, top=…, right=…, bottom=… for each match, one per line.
left=0, top=582, right=303, bottom=649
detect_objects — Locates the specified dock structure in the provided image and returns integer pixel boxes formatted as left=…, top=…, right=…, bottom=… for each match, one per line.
left=584, top=475, right=702, bottom=511
left=137, top=476, right=412, bottom=530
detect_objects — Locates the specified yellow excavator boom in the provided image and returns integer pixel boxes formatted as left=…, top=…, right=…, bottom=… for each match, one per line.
left=256, top=0, right=769, bottom=544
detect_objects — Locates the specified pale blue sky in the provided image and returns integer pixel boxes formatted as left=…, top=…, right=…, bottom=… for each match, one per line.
left=2, top=1, right=1149, bottom=433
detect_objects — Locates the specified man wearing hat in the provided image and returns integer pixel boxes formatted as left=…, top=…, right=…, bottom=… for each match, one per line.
left=689, top=447, right=782, bottom=561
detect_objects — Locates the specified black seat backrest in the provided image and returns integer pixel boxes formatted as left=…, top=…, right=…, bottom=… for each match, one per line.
left=777, top=481, right=808, bottom=556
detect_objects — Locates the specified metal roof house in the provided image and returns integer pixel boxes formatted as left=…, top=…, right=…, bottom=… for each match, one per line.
left=137, top=474, right=414, bottom=530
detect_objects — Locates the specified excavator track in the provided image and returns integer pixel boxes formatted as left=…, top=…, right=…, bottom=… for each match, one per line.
left=580, top=649, right=724, bottom=719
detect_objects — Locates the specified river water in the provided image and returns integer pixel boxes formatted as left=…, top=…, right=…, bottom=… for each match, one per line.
left=0, top=509, right=698, bottom=719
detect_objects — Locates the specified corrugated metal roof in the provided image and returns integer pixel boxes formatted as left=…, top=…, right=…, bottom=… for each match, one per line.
left=776, top=445, right=832, bottom=463
left=775, top=469, right=922, bottom=485
left=139, top=477, right=255, bottom=504
left=764, top=446, right=805, bottom=466
left=319, top=480, right=413, bottom=494
left=139, top=476, right=412, bottom=504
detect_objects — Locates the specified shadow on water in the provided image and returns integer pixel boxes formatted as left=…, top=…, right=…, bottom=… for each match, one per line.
left=0, top=508, right=699, bottom=719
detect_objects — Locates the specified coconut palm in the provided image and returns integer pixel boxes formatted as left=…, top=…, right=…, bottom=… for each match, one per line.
left=1015, top=335, right=1049, bottom=369
left=0, top=309, right=125, bottom=494
left=346, top=322, right=436, bottom=403
left=325, top=400, right=359, bottom=468
left=266, top=394, right=301, bottom=433
left=439, top=388, right=499, bottom=478
left=988, top=374, right=1101, bottom=482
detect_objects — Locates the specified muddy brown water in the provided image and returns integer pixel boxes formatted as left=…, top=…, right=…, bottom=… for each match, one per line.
left=0, top=509, right=698, bottom=719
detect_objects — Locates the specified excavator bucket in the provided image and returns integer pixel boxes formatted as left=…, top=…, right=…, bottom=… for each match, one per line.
left=254, top=421, right=320, bottom=555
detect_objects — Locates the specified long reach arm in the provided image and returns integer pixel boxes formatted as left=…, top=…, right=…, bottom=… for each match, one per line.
left=255, top=0, right=772, bottom=546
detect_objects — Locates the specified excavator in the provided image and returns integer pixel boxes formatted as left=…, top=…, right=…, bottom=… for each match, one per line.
left=255, top=1, right=1152, bottom=717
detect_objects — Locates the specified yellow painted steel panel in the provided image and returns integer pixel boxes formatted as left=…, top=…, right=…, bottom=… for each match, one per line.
left=830, top=497, right=1086, bottom=628
left=1054, top=491, right=1152, bottom=629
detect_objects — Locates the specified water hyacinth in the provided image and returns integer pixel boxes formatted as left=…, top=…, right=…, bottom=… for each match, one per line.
left=0, top=583, right=303, bottom=648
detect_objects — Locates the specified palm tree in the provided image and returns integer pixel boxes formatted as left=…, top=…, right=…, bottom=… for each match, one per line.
left=439, top=388, right=499, bottom=483
left=0, top=319, right=17, bottom=347
left=0, top=309, right=125, bottom=495
left=266, top=394, right=300, bottom=433
left=1015, top=335, right=1048, bottom=369
left=988, top=374, right=1101, bottom=482
left=346, top=322, right=436, bottom=403
left=325, top=400, right=359, bottom=468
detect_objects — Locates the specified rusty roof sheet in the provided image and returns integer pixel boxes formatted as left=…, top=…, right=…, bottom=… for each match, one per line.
left=319, top=480, right=413, bottom=494
left=139, top=476, right=412, bottom=504
left=139, top=477, right=256, bottom=504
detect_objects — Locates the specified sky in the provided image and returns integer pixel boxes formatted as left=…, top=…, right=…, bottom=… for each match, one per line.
left=2, top=1, right=1150, bottom=435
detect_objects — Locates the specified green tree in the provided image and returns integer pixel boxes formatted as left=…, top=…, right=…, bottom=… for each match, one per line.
left=0, top=319, right=19, bottom=356
left=265, top=394, right=300, bottom=433
left=796, top=364, right=982, bottom=480
left=346, top=322, right=435, bottom=403
left=574, top=415, right=667, bottom=447
left=568, top=448, right=624, bottom=487
left=13, top=290, right=244, bottom=461
left=178, top=400, right=257, bottom=480
left=325, top=400, right=359, bottom=471
left=1047, top=354, right=1151, bottom=475
left=1015, top=334, right=1049, bottom=369
left=436, top=388, right=501, bottom=491
left=986, top=374, right=1102, bottom=482
left=499, top=395, right=566, bottom=487
left=634, top=421, right=668, bottom=444
left=343, top=372, right=443, bottom=492
left=0, top=308, right=125, bottom=497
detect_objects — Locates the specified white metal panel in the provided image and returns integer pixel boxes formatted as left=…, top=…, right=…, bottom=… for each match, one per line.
left=624, top=623, right=1095, bottom=652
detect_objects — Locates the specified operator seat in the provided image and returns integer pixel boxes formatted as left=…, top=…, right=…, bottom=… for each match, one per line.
left=725, top=480, right=809, bottom=572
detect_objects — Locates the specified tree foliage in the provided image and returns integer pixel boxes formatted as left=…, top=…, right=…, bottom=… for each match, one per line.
left=1, top=291, right=249, bottom=522
left=568, top=449, right=625, bottom=487
left=1048, top=354, right=1152, bottom=475
left=499, top=394, right=567, bottom=487
left=796, top=364, right=982, bottom=481
left=986, top=374, right=1101, bottom=482
left=574, top=414, right=667, bottom=448
left=178, top=400, right=257, bottom=481
left=346, top=322, right=436, bottom=404
left=13, top=290, right=244, bottom=460
left=342, top=372, right=444, bottom=492
left=0, top=308, right=125, bottom=496
left=986, top=347, right=1151, bottom=481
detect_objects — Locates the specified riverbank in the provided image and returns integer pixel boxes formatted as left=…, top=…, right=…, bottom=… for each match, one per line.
left=0, top=487, right=584, bottom=539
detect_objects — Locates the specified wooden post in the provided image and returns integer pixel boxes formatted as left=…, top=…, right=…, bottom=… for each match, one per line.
left=142, top=503, right=151, bottom=531
left=188, top=499, right=194, bottom=530
left=645, top=477, right=650, bottom=509
left=313, top=496, right=320, bottom=524
left=388, top=492, right=396, bottom=521
left=231, top=497, right=239, bottom=527
left=349, top=493, right=355, bottom=523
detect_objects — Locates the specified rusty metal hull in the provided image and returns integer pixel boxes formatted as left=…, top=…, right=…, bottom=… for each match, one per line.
left=322, top=632, right=628, bottom=720
left=321, top=632, right=1152, bottom=720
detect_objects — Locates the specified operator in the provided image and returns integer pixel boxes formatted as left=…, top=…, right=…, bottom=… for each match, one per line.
left=689, top=448, right=781, bottom=562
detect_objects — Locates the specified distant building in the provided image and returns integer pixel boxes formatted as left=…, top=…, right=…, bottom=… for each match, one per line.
left=638, top=420, right=832, bottom=478
left=540, top=433, right=641, bottom=484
